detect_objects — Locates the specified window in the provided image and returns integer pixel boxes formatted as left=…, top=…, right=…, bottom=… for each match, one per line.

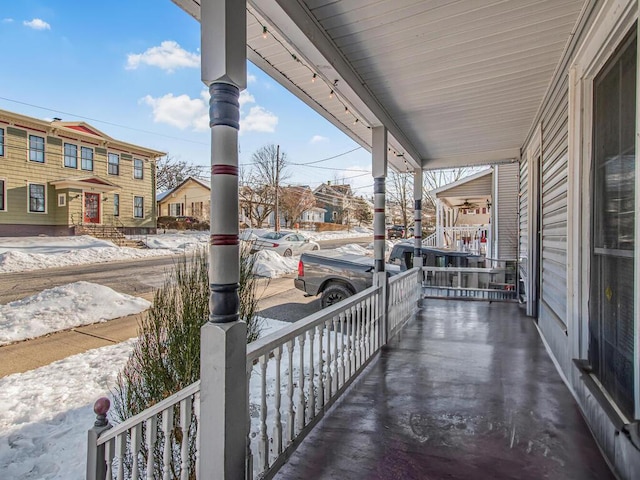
left=29, top=135, right=45, bottom=163
left=81, top=147, right=94, bottom=171
left=134, top=196, right=144, bottom=218
left=0, top=128, right=4, bottom=156
left=28, top=183, right=46, bottom=213
left=133, top=158, right=144, bottom=179
left=108, top=153, right=119, bottom=175
left=64, top=143, right=77, bottom=168
left=0, top=179, right=5, bottom=211
left=169, top=203, right=183, bottom=216
left=589, top=29, right=636, bottom=420
left=57, top=194, right=66, bottom=207
left=113, top=193, right=119, bottom=217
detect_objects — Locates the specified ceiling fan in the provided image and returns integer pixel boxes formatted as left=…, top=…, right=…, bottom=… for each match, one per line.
left=454, top=199, right=479, bottom=209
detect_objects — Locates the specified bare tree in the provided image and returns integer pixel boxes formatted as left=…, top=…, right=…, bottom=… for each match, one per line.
left=279, top=186, right=316, bottom=227
left=249, top=144, right=290, bottom=229
left=387, top=171, right=413, bottom=236
left=156, top=155, right=205, bottom=192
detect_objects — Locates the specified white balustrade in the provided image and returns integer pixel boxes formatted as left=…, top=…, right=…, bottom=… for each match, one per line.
left=87, top=268, right=428, bottom=480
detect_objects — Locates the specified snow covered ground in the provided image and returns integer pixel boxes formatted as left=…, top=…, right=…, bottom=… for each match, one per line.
left=0, top=282, right=150, bottom=345
left=0, top=318, right=291, bottom=479
left=0, top=228, right=373, bottom=275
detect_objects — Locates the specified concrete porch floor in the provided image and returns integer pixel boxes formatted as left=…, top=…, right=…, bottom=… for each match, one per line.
left=275, top=299, right=614, bottom=480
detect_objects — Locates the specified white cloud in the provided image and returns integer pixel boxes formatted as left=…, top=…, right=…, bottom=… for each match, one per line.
left=23, top=18, right=50, bottom=30
left=239, top=90, right=255, bottom=108
left=141, top=93, right=208, bottom=131
left=241, top=106, right=278, bottom=133
left=2, top=18, right=14, bottom=23
left=141, top=88, right=277, bottom=134
left=126, top=40, right=200, bottom=73
left=310, top=135, right=328, bottom=144
left=247, top=73, right=257, bottom=84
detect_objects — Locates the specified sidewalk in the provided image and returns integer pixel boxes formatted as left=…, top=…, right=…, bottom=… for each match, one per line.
left=0, top=275, right=296, bottom=377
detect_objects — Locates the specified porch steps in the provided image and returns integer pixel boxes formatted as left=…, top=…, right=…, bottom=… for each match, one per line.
left=74, top=225, right=147, bottom=249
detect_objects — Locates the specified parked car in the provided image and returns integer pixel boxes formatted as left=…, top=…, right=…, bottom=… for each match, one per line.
left=295, top=250, right=400, bottom=308
left=251, top=231, right=320, bottom=257
left=388, top=242, right=482, bottom=271
left=387, top=225, right=405, bottom=239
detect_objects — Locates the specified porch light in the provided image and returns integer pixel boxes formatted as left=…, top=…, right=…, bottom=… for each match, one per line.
left=329, top=90, right=334, bottom=99
left=312, top=73, right=317, bottom=83
left=262, top=26, right=268, bottom=39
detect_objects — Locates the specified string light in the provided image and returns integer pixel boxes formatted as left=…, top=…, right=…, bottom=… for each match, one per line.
left=247, top=9, right=366, bottom=131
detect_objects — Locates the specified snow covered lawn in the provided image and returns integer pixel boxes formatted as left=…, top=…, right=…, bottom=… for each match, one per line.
left=0, top=282, right=150, bottom=345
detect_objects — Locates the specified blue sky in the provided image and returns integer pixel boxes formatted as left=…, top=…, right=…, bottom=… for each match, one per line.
left=0, top=0, right=373, bottom=195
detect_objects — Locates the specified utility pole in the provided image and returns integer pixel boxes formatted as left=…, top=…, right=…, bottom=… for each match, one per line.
left=275, top=144, right=280, bottom=232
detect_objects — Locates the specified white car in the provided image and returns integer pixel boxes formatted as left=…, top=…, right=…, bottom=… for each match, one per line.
left=251, top=231, right=320, bottom=257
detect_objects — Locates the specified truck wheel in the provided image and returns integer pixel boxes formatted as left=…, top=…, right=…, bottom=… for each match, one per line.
left=283, top=248, right=293, bottom=257
left=321, top=284, right=352, bottom=309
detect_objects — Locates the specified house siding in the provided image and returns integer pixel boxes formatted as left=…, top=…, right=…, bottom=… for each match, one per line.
left=0, top=109, right=161, bottom=235
left=495, top=163, right=519, bottom=260
left=518, top=155, right=529, bottom=299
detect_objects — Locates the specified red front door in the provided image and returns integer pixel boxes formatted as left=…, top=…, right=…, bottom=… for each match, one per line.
left=84, top=193, right=100, bottom=224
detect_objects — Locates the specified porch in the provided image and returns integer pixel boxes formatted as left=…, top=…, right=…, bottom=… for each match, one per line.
left=276, top=299, right=613, bottom=480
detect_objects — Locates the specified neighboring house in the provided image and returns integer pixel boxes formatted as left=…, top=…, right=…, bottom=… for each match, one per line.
left=429, top=165, right=519, bottom=259
left=157, top=176, right=210, bottom=222
left=0, top=109, right=164, bottom=236
left=300, top=206, right=326, bottom=223
left=313, top=182, right=354, bottom=223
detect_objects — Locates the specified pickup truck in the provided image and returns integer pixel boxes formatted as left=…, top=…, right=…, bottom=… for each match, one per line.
left=294, top=250, right=399, bottom=308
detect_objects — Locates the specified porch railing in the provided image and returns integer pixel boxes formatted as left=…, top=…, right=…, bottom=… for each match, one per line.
left=388, top=268, right=422, bottom=337
left=422, top=266, right=516, bottom=301
left=87, top=268, right=424, bottom=479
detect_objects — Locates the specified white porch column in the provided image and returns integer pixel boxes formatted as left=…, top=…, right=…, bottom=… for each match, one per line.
left=413, top=167, right=423, bottom=268
left=200, top=1, right=247, bottom=479
left=436, top=199, right=443, bottom=247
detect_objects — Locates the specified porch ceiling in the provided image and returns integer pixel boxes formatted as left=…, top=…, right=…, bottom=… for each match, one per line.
left=173, top=0, right=586, bottom=172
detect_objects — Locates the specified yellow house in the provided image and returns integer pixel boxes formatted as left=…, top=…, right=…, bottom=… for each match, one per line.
left=156, top=176, right=210, bottom=221
left=0, top=109, right=165, bottom=236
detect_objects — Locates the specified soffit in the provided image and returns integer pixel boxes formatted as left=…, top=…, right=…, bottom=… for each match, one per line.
left=172, top=0, right=587, bottom=171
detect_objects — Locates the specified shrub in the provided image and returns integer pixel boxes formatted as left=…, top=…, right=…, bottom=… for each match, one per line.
left=112, top=244, right=262, bottom=477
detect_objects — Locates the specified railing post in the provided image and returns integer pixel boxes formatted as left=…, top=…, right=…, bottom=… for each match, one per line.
left=86, top=397, right=112, bottom=480
left=375, top=272, right=389, bottom=345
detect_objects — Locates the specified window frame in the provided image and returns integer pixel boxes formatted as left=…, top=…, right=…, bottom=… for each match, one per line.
left=133, top=158, right=144, bottom=179
left=29, top=135, right=45, bottom=163
left=81, top=146, right=94, bottom=171
left=108, top=153, right=120, bottom=176
left=0, top=178, right=6, bottom=212
left=113, top=193, right=120, bottom=217
left=133, top=196, right=144, bottom=218
left=57, top=193, right=66, bottom=207
left=28, top=183, right=46, bottom=214
left=64, top=143, right=78, bottom=169
left=0, top=127, right=4, bottom=157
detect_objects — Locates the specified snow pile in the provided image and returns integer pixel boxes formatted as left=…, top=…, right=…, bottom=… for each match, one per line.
left=0, top=282, right=151, bottom=345
left=0, top=236, right=176, bottom=274
left=0, top=318, right=291, bottom=479
left=0, top=339, right=137, bottom=479
left=142, top=231, right=208, bottom=250
left=335, top=243, right=372, bottom=256
left=253, top=250, right=298, bottom=278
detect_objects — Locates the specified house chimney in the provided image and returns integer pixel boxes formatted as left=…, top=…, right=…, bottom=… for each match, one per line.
left=53, top=117, right=62, bottom=121
left=327, top=180, right=331, bottom=186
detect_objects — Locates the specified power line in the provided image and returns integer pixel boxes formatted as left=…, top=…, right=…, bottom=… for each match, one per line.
left=0, top=96, right=209, bottom=146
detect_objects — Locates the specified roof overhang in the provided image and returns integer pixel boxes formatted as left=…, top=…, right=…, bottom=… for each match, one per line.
left=172, top=0, right=588, bottom=172
left=50, top=177, right=121, bottom=193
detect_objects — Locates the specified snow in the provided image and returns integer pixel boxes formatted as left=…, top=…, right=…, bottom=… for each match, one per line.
left=335, top=243, right=372, bottom=256
left=0, top=282, right=151, bottom=345
left=0, top=235, right=177, bottom=274
left=252, top=250, right=298, bottom=278
left=0, top=318, right=291, bottom=480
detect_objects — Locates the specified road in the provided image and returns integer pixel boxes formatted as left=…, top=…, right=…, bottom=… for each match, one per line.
left=0, top=235, right=371, bottom=304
